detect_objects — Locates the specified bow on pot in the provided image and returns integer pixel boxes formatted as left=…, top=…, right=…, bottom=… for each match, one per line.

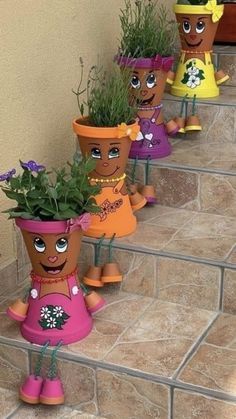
left=66, top=213, right=91, bottom=233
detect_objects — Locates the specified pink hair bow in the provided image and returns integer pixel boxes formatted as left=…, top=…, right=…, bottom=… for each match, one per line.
left=153, top=55, right=174, bottom=72
left=66, top=213, right=91, bottom=233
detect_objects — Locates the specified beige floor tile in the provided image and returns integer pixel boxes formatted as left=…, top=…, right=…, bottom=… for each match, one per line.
left=174, top=389, right=236, bottom=419
left=206, top=313, right=236, bottom=350
left=178, top=343, right=236, bottom=396
left=163, top=213, right=236, bottom=261
left=136, top=205, right=196, bottom=228
left=157, top=258, right=220, bottom=311
left=120, top=223, right=178, bottom=252
left=223, top=269, right=236, bottom=314
left=200, top=173, right=236, bottom=217
left=0, top=387, right=19, bottom=418
left=122, top=253, right=156, bottom=297
left=10, top=404, right=102, bottom=418
left=104, top=300, right=215, bottom=377
left=149, top=166, right=198, bottom=208
left=97, top=369, right=169, bottom=419
left=94, top=291, right=153, bottom=325
left=0, top=344, right=29, bottom=392
left=67, top=319, right=126, bottom=360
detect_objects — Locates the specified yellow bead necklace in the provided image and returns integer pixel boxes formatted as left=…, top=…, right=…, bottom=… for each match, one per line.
left=88, top=173, right=126, bottom=183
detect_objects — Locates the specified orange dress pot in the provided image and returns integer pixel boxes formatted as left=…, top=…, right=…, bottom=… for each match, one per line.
left=73, top=118, right=140, bottom=238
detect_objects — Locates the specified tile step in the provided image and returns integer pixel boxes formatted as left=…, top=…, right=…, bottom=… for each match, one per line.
left=214, top=45, right=236, bottom=87
left=163, top=85, right=236, bottom=145
left=1, top=291, right=236, bottom=418
left=79, top=204, right=236, bottom=314
left=128, top=139, right=236, bottom=218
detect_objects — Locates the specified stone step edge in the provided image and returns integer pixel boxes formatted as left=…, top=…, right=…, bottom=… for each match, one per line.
left=163, top=87, right=236, bottom=107
left=130, top=158, right=236, bottom=178
left=0, top=335, right=236, bottom=405
left=82, top=237, right=236, bottom=271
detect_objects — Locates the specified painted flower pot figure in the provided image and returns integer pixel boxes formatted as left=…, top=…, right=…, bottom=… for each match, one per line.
left=73, top=63, right=145, bottom=238
left=0, top=158, right=105, bottom=405
left=115, top=0, right=179, bottom=160
left=168, top=0, right=229, bottom=98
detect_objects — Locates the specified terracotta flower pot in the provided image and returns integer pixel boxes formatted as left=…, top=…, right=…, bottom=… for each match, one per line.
left=13, top=216, right=93, bottom=346
left=185, top=114, right=202, bottom=132
left=170, top=2, right=229, bottom=98
left=129, top=190, right=147, bottom=212
left=215, top=3, right=236, bottom=44
left=174, top=116, right=186, bottom=134
left=84, top=291, right=106, bottom=313
left=101, top=262, right=123, bottom=283
left=73, top=118, right=140, bottom=238
left=139, top=184, right=157, bottom=205
left=7, top=299, right=29, bottom=322
left=83, top=265, right=103, bottom=288
left=116, top=55, right=174, bottom=159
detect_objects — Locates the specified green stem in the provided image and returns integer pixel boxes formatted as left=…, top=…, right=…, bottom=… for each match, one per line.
left=108, top=234, right=116, bottom=263
left=192, top=94, right=197, bottom=116
left=145, top=156, right=151, bottom=185
left=34, top=341, right=50, bottom=377
left=131, top=156, right=138, bottom=184
left=47, top=341, right=63, bottom=379
left=96, top=234, right=105, bottom=266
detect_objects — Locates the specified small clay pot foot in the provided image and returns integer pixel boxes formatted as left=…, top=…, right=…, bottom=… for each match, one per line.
left=101, top=262, right=123, bottom=283
left=83, top=265, right=104, bottom=287
left=7, top=299, right=29, bottom=322
left=19, top=374, right=43, bottom=404
left=40, top=377, right=64, bottom=405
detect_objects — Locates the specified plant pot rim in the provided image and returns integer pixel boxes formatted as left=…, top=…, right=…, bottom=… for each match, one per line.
left=15, top=213, right=90, bottom=234
left=73, top=117, right=138, bottom=140
left=115, top=54, right=174, bottom=71
left=174, top=3, right=224, bottom=16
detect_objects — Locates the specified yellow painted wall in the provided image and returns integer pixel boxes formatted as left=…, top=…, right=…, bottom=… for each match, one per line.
left=0, top=0, right=174, bottom=265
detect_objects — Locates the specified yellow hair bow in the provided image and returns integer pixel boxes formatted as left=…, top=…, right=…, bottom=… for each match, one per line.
left=117, top=122, right=140, bottom=141
left=205, top=0, right=223, bottom=23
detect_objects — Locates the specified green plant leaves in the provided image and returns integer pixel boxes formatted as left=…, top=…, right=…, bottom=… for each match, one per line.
left=0, top=157, right=101, bottom=221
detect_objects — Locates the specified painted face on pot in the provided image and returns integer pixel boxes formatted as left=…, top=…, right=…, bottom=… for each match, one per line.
left=79, top=136, right=131, bottom=179
left=129, top=68, right=167, bottom=108
left=22, top=229, right=82, bottom=277
left=176, top=14, right=218, bottom=52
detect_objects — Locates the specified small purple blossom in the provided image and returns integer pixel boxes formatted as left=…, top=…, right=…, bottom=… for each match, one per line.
left=0, top=169, right=16, bottom=182
left=20, top=160, right=45, bottom=173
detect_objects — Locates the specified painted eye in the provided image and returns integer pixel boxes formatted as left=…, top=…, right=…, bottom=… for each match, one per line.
left=108, top=147, right=120, bottom=159
left=130, top=75, right=141, bottom=89
left=196, top=21, right=205, bottom=34
left=55, top=238, right=68, bottom=253
left=91, top=148, right=101, bottom=159
left=183, top=21, right=191, bottom=34
left=34, top=237, right=46, bottom=253
left=146, top=73, right=156, bottom=89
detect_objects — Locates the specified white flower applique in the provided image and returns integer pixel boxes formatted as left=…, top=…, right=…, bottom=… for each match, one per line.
left=39, top=304, right=70, bottom=330
left=181, top=61, right=205, bottom=88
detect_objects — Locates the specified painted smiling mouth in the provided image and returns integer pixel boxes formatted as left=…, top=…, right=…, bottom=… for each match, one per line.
left=137, top=94, right=155, bottom=106
left=40, top=260, right=67, bottom=275
left=186, top=39, right=203, bottom=48
left=95, top=166, right=119, bottom=177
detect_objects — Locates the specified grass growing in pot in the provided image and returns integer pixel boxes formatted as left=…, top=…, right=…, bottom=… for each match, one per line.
left=119, top=0, right=177, bottom=58
left=72, top=61, right=144, bottom=239
left=73, top=60, right=137, bottom=127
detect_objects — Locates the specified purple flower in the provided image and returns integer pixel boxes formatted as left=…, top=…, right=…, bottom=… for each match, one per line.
left=20, top=160, right=45, bottom=172
left=0, top=169, right=16, bottom=182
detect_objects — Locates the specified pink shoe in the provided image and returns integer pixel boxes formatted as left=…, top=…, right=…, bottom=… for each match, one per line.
left=19, top=374, right=43, bottom=404
left=40, top=377, right=64, bottom=405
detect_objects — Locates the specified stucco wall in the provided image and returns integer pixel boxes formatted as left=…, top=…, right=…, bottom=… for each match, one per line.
left=0, top=0, right=174, bottom=266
